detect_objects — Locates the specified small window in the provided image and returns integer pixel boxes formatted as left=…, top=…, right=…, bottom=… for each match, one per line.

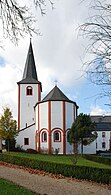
left=102, top=132, right=105, bottom=138
left=54, top=131, right=61, bottom=142
left=42, top=132, right=47, bottom=142
left=102, top=142, right=106, bottom=148
left=24, top=138, right=29, bottom=145
left=26, top=86, right=33, bottom=96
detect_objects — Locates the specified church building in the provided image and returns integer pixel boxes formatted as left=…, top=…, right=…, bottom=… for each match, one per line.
left=16, top=41, right=79, bottom=154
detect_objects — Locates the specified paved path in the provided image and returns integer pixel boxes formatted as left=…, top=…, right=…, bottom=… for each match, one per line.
left=0, top=164, right=111, bottom=195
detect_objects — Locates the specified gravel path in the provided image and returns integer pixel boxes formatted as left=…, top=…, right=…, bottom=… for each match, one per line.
left=0, top=163, right=111, bottom=195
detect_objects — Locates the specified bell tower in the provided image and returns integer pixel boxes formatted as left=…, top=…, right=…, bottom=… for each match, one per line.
left=17, top=40, right=42, bottom=131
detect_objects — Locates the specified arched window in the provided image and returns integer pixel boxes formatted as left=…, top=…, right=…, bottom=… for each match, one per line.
left=54, top=131, right=61, bottom=142
left=26, top=86, right=33, bottom=96
left=42, top=131, right=47, bottom=142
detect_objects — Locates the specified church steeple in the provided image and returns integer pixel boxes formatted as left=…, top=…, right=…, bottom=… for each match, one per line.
left=18, top=40, right=41, bottom=84
left=17, top=40, right=42, bottom=131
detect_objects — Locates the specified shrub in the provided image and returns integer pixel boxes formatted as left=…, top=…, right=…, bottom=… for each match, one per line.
left=0, top=153, right=111, bottom=184
left=83, top=154, right=111, bottom=166
left=26, top=149, right=37, bottom=154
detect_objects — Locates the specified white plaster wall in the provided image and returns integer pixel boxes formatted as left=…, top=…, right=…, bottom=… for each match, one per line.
left=66, top=102, right=74, bottom=129
left=40, top=103, right=48, bottom=130
left=20, top=84, right=38, bottom=130
left=81, top=141, right=96, bottom=154
left=66, top=143, right=73, bottom=154
left=35, top=106, right=38, bottom=130
left=51, top=101, right=62, bottom=129
left=16, top=125, right=36, bottom=150
left=96, top=131, right=111, bottom=151
left=66, top=131, right=73, bottom=154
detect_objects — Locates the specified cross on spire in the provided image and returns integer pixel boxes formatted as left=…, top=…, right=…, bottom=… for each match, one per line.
left=54, top=79, right=58, bottom=86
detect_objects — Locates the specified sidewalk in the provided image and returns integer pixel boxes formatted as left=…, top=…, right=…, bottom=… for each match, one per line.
left=0, top=162, right=110, bottom=195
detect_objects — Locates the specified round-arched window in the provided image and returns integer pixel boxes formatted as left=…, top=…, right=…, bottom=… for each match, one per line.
left=54, top=131, right=61, bottom=142
left=42, top=131, right=47, bottom=142
left=26, top=86, right=33, bottom=96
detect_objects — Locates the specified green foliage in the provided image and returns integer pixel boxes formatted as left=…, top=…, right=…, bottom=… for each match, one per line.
left=83, top=154, right=111, bottom=166
left=0, top=106, right=17, bottom=152
left=5, top=139, right=16, bottom=151
left=0, top=153, right=111, bottom=184
left=0, top=178, right=36, bottom=195
left=0, top=106, right=17, bottom=140
left=68, top=113, right=97, bottom=154
left=69, top=153, right=78, bottom=166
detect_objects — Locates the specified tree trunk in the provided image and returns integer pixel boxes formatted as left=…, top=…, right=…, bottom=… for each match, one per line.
left=7, top=139, right=10, bottom=152
left=0, top=138, right=2, bottom=153
left=74, top=140, right=78, bottom=154
left=81, top=138, right=83, bottom=155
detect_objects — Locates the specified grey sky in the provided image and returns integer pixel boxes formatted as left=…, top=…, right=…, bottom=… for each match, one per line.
left=0, top=0, right=110, bottom=118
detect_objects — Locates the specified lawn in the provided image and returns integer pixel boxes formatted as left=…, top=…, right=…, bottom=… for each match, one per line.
left=10, top=152, right=111, bottom=169
left=0, top=178, right=38, bottom=195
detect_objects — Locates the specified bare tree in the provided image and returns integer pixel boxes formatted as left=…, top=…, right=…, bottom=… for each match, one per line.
left=0, top=0, right=54, bottom=44
left=80, top=0, right=111, bottom=100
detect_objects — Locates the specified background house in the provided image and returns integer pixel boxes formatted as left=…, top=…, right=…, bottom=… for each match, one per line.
left=91, top=115, right=111, bottom=152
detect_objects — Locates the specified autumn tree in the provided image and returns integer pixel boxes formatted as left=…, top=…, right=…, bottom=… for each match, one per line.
left=0, top=0, right=54, bottom=45
left=0, top=106, right=17, bottom=152
left=68, top=113, right=97, bottom=155
left=80, top=0, right=111, bottom=100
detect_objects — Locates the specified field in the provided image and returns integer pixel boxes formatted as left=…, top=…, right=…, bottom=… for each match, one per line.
left=0, top=178, right=37, bottom=195
left=10, top=152, right=111, bottom=169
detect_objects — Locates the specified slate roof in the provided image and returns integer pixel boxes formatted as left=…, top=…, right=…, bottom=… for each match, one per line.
left=18, top=41, right=41, bottom=85
left=42, top=85, right=70, bottom=101
left=91, top=115, right=111, bottom=123
left=35, top=85, right=79, bottom=108
left=91, top=115, right=111, bottom=131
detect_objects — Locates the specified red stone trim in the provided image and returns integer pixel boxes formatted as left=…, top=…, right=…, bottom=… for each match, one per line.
left=38, top=84, right=41, bottom=101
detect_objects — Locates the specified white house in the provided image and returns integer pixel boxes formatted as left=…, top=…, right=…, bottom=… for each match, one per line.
left=91, top=116, right=111, bottom=152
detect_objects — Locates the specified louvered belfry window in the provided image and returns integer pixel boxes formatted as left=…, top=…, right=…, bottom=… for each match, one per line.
left=26, top=86, right=33, bottom=95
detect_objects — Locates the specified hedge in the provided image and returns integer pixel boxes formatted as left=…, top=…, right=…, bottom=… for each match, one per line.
left=83, top=154, right=111, bottom=166
left=0, top=153, right=111, bottom=184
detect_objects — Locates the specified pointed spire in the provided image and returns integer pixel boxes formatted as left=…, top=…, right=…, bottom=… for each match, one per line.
left=18, top=40, right=41, bottom=84
left=22, top=40, right=38, bottom=81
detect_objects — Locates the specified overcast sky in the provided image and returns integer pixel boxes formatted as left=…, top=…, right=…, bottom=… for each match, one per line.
left=0, top=0, right=111, bottom=119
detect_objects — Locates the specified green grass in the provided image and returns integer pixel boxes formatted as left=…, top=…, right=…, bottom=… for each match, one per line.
left=10, top=152, right=111, bottom=169
left=0, top=178, right=37, bottom=195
